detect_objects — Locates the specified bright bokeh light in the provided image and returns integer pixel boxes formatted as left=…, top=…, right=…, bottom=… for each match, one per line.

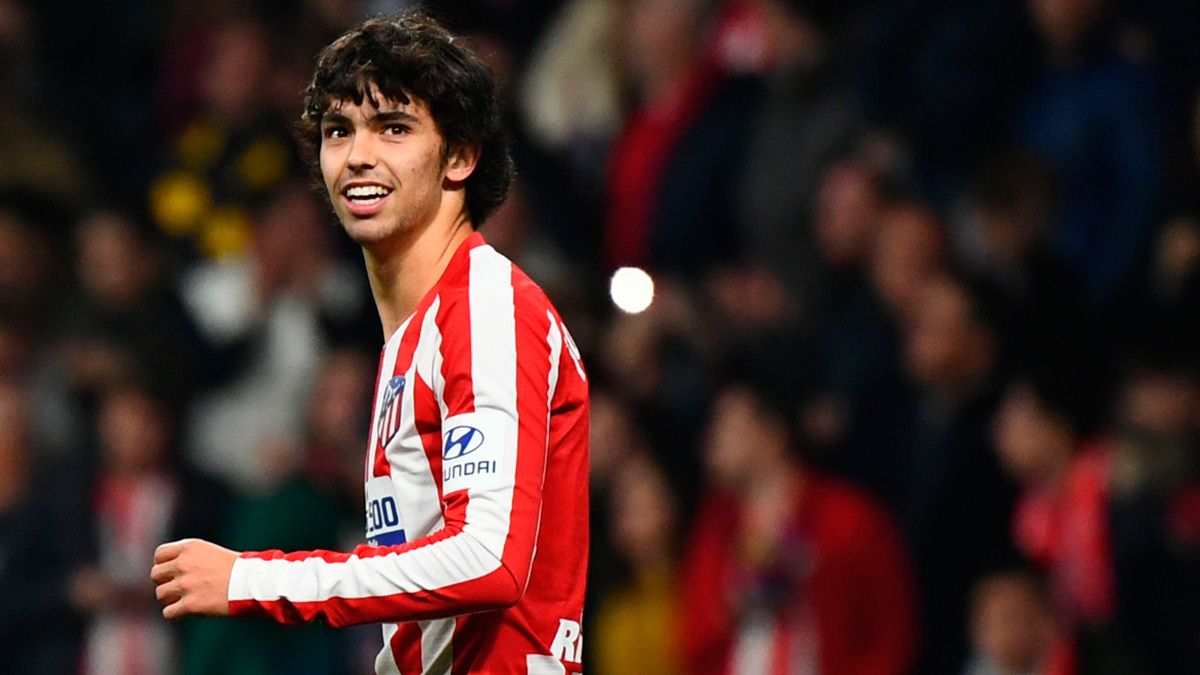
left=609, top=267, right=655, bottom=314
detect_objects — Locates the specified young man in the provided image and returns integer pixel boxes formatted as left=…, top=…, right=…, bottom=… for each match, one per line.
left=150, top=12, right=590, bottom=674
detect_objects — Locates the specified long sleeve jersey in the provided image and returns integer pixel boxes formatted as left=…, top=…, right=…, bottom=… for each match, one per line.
left=226, top=233, right=590, bottom=675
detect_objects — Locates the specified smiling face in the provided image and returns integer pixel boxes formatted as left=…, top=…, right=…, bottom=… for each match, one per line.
left=319, top=88, right=476, bottom=251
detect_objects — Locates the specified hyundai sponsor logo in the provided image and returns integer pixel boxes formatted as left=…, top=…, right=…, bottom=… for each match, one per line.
left=443, top=425, right=485, bottom=460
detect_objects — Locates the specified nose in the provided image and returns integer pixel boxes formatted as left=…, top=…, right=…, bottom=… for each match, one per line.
left=346, top=132, right=378, bottom=172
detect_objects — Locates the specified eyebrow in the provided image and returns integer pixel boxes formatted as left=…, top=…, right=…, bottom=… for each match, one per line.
left=372, top=110, right=420, bottom=125
left=321, top=110, right=421, bottom=126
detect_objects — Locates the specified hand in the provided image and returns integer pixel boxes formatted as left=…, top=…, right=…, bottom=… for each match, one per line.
left=150, top=538, right=239, bottom=620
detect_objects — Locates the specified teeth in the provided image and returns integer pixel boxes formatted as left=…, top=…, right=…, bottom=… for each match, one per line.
left=345, top=185, right=391, bottom=199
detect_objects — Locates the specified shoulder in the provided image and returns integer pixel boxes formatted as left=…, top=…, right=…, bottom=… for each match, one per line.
left=438, top=244, right=559, bottom=327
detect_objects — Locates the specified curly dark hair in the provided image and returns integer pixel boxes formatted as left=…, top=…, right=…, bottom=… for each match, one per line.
left=296, top=10, right=514, bottom=226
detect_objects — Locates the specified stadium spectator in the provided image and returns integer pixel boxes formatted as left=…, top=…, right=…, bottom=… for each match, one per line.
left=798, top=156, right=898, bottom=459
left=732, top=0, right=860, bottom=315
left=598, top=279, right=714, bottom=503
left=0, top=1, right=94, bottom=208
left=55, top=211, right=212, bottom=415
left=869, top=200, right=947, bottom=324
left=1107, top=349, right=1200, bottom=674
left=993, top=374, right=1117, bottom=640
left=0, top=197, right=64, bottom=328
left=518, top=0, right=623, bottom=181
left=0, top=198, right=84, bottom=460
left=0, top=383, right=85, bottom=675
left=873, top=272, right=1018, bottom=675
left=679, top=369, right=917, bottom=675
left=1145, top=214, right=1200, bottom=315
left=603, top=0, right=755, bottom=278
left=860, top=0, right=1036, bottom=201
left=72, top=383, right=229, bottom=675
left=180, top=182, right=366, bottom=493
left=592, top=451, right=682, bottom=675
left=584, top=387, right=652, bottom=647
left=1115, top=213, right=1200, bottom=352
left=1018, top=0, right=1162, bottom=309
left=952, top=151, right=1091, bottom=370
left=182, top=350, right=375, bottom=675
left=149, top=15, right=298, bottom=260
left=962, top=568, right=1076, bottom=675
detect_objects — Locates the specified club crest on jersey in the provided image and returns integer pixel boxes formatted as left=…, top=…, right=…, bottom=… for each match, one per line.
left=376, top=375, right=406, bottom=446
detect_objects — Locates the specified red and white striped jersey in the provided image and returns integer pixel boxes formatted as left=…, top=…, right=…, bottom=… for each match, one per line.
left=226, top=232, right=590, bottom=674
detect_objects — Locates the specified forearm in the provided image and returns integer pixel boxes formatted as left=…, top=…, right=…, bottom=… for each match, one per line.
left=228, top=527, right=525, bottom=627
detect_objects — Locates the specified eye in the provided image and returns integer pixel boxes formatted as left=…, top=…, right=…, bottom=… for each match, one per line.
left=322, top=125, right=349, bottom=139
left=384, top=124, right=410, bottom=136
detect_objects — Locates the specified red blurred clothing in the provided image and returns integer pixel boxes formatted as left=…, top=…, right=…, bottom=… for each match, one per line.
left=604, top=59, right=722, bottom=269
left=1046, top=636, right=1080, bottom=675
left=603, top=0, right=761, bottom=270
left=680, top=472, right=917, bottom=675
left=1012, top=445, right=1115, bottom=626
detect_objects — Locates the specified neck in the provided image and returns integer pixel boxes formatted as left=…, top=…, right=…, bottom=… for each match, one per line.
left=1039, top=445, right=1074, bottom=491
left=931, top=362, right=992, bottom=408
left=363, top=210, right=473, bottom=340
left=105, top=464, right=157, bottom=484
left=741, top=453, right=803, bottom=501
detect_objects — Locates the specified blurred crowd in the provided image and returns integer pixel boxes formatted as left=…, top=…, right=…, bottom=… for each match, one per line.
left=0, top=0, right=1198, bottom=673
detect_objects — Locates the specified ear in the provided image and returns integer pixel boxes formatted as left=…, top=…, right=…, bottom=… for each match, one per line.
left=444, top=143, right=480, bottom=183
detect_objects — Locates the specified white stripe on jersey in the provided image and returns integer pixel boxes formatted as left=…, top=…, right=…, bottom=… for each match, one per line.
left=424, top=296, right=450, bottom=424
left=230, top=529, right=505, bottom=602
left=420, top=617, right=455, bottom=674
left=458, top=248, right=519, bottom=562
left=376, top=624, right=401, bottom=675
left=545, top=312, right=563, bottom=409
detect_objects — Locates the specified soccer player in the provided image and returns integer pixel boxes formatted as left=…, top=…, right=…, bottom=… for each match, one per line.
left=150, top=12, right=590, bottom=674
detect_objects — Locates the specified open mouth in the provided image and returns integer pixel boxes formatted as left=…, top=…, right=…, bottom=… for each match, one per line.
left=342, top=184, right=394, bottom=205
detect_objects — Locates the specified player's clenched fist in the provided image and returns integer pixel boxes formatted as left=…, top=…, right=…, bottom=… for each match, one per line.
left=150, top=538, right=239, bottom=620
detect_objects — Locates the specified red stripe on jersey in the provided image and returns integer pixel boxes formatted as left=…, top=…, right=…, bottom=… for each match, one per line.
left=452, top=611, right=505, bottom=675
left=391, top=622, right=424, bottom=675
left=496, top=268, right=554, bottom=598
left=413, top=372, right=445, bottom=505
left=236, top=526, right=455, bottom=565
left=442, top=490, right=471, bottom=535
left=437, top=277, right=475, bottom=418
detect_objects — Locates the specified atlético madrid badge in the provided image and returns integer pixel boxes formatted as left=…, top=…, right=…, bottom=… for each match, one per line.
left=377, top=375, right=406, bottom=446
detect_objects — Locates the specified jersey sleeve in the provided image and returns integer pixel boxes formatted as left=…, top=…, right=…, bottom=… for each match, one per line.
left=225, top=257, right=561, bottom=628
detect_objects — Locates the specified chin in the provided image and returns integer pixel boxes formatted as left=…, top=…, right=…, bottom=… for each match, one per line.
left=342, top=217, right=420, bottom=254
left=339, top=214, right=393, bottom=241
